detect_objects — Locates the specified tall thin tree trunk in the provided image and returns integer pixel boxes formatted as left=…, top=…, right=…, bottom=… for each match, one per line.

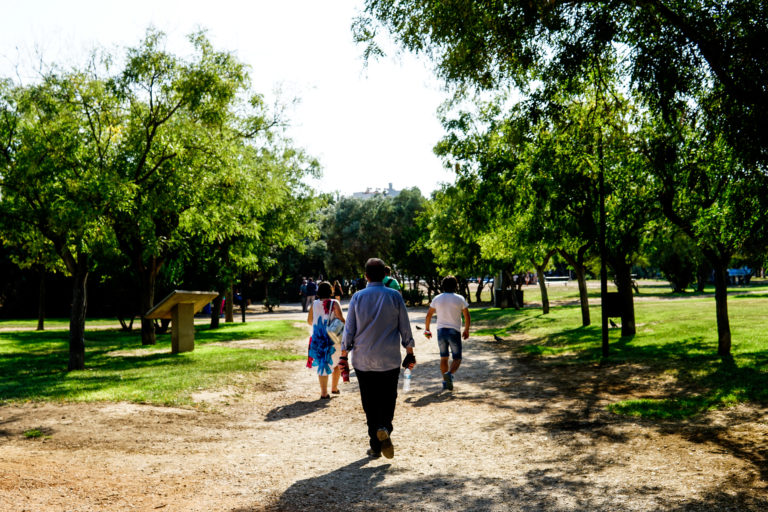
left=560, top=248, right=591, bottom=326
left=225, top=284, right=234, bottom=323
left=696, top=264, right=709, bottom=292
left=139, top=261, right=158, bottom=346
left=37, top=270, right=46, bottom=331
left=712, top=262, right=732, bottom=358
left=574, top=266, right=591, bottom=326
left=536, top=265, right=549, bottom=314
left=68, top=259, right=88, bottom=371
left=532, top=250, right=556, bottom=314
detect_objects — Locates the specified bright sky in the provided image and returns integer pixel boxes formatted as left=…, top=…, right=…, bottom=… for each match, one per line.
left=0, top=0, right=456, bottom=197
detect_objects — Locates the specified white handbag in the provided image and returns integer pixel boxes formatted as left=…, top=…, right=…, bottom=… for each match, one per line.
left=327, top=315, right=344, bottom=342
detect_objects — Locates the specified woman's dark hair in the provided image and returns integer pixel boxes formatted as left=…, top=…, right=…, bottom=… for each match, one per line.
left=317, top=281, right=333, bottom=299
left=442, top=276, right=458, bottom=293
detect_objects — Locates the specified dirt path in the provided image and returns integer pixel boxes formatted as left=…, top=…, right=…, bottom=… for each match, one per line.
left=1, top=307, right=767, bottom=511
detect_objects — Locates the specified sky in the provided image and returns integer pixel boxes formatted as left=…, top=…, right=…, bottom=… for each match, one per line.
left=0, top=0, right=456, bottom=197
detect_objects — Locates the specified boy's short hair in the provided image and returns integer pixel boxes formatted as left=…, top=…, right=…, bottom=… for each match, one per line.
left=365, top=258, right=386, bottom=282
left=442, top=276, right=458, bottom=293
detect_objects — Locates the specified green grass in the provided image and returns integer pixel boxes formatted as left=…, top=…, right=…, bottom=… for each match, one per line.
left=473, top=278, right=768, bottom=305
left=23, top=428, right=47, bottom=439
left=0, top=320, right=306, bottom=406
left=471, top=294, right=768, bottom=420
left=0, top=317, right=125, bottom=329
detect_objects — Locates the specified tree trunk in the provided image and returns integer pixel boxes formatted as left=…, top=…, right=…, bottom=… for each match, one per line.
left=461, top=278, right=471, bottom=303
left=139, top=261, right=159, bottom=346
left=68, top=259, right=88, bottom=371
left=36, top=270, right=46, bottom=331
left=696, top=264, right=709, bottom=292
left=241, top=277, right=248, bottom=323
left=536, top=266, right=549, bottom=314
left=574, top=266, right=591, bottom=327
left=225, top=284, right=234, bottom=323
left=532, top=250, right=556, bottom=315
left=712, top=262, right=732, bottom=358
left=559, top=248, right=591, bottom=326
left=475, top=277, right=484, bottom=303
left=614, top=263, right=637, bottom=336
left=210, top=293, right=223, bottom=329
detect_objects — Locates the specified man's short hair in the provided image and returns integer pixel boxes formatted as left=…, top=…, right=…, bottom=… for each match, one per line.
left=365, top=258, right=387, bottom=282
left=384, top=265, right=392, bottom=276
left=442, top=276, right=458, bottom=293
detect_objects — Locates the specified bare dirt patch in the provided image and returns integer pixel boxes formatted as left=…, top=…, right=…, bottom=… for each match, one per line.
left=1, top=309, right=767, bottom=511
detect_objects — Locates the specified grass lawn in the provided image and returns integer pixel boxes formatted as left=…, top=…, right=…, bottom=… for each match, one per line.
left=471, top=290, right=768, bottom=420
left=0, top=318, right=126, bottom=330
left=473, top=278, right=768, bottom=304
left=0, top=320, right=306, bottom=406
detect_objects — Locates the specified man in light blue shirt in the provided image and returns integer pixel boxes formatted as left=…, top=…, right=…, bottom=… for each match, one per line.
left=341, top=258, right=415, bottom=458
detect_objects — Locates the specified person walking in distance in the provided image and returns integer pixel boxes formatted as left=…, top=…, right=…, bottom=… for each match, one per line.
left=382, top=265, right=401, bottom=291
left=341, top=258, right=415, bottom=459
left=299, top=278, right=308, bottom=312
left=424, top=276, right=470, bottom=391
left=305, top=278, right=317, bottom=307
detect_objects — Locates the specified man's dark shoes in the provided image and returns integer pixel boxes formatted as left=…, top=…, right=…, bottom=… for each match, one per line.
left=377, top=428, right=394, bottom=459
left=366, top=448, right=381, bottom=458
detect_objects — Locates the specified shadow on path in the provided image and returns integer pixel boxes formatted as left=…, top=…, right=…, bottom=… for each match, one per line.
left=234, top=457, right=768, bottom=512
left=264, top=399, right=332, bottom=422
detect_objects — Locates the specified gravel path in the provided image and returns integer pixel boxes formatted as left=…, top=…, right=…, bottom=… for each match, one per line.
left=1, top=306, right=767, bottom=511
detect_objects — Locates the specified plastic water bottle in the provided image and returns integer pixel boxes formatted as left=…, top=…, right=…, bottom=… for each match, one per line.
left=403, top=368, right=412, bottom=392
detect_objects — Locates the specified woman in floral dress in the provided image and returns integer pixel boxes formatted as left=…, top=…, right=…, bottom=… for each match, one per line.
left=306, top=281, right=346, bottom=399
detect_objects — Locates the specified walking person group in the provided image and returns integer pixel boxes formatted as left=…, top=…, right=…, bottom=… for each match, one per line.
left=304, top=259, right=471, bottom=459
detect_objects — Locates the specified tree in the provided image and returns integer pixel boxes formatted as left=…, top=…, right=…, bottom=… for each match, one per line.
left=320, top=195, right=395, bottom=279
left=639, top=108, right=768, bottom=357
left=380, top=188, right=437, bottom=295
left=0, top=72, right=118, bottom=369
left=644, top=223, right=703, bottom=293
left=357, top=1, right=768, bottom=166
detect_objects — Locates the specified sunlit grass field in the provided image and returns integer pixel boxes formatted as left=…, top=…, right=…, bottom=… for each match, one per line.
left=471, top=282, right=768, bottom=420
left=0, top=320, right=306, bottom=406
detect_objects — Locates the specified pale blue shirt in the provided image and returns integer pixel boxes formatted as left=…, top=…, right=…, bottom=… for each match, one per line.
left=341, top=282, right=414, bottom=371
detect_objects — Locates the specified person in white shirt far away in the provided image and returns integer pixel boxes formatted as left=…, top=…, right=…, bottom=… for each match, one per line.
left=424, top=275, right=470, bottom=391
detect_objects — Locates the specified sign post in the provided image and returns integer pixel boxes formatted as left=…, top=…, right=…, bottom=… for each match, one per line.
left=145, top=290, right=219, bottom=353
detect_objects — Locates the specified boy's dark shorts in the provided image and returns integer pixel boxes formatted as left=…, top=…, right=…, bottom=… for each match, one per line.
left=437, top=328, right=462, bottom=359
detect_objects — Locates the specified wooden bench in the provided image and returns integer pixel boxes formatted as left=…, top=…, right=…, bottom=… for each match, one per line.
left=544, top=276, right=569, bottom=286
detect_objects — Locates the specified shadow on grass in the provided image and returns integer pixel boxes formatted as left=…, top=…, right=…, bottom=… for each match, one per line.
left=0, top=338, right=192, bottom=402
left=0, top=323, right=300, bottom=402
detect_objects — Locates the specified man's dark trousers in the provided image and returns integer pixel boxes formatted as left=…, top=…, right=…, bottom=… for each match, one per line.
left=355, top=367, right=400, bottom=452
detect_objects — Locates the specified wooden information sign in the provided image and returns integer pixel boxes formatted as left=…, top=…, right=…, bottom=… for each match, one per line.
left=145, top=290, right=219, bottom=353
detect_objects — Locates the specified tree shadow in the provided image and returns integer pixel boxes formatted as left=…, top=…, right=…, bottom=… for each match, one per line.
left=233, top=456, right=768, bottom=512
left=457, top=336, right=768, bottom=487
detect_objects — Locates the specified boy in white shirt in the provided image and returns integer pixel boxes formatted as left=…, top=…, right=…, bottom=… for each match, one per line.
left=424, top=276, right=470, bottom=391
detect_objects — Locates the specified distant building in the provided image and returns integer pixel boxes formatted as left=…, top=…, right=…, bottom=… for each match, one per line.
left=351, top=182, right=401, bottom=200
